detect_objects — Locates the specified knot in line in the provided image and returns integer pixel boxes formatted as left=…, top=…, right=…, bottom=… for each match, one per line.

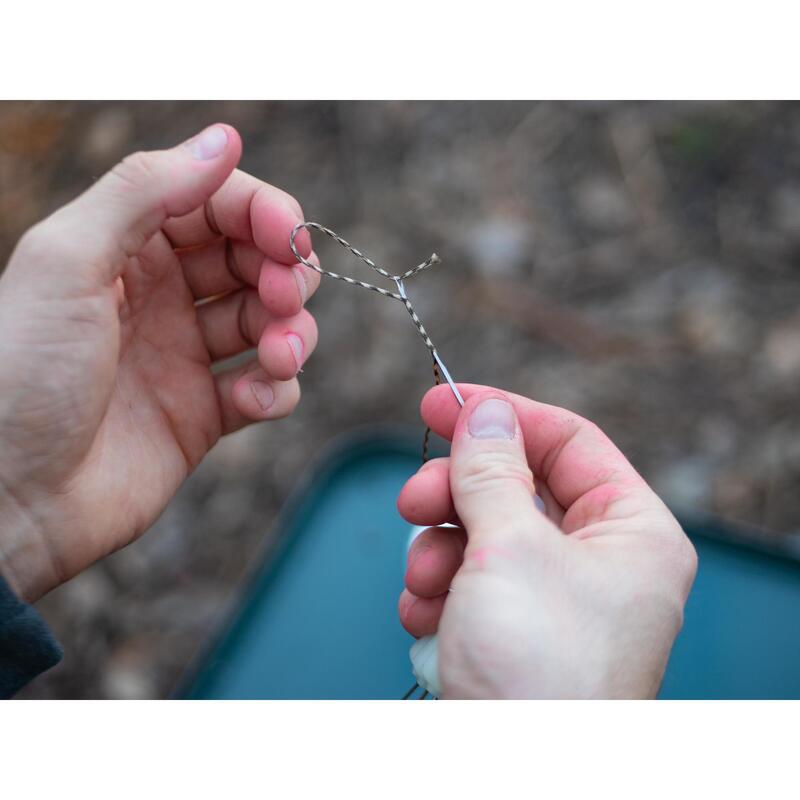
left=289, top=221, right=441, bottom=353
left=289, top=222, right=440, bottom=302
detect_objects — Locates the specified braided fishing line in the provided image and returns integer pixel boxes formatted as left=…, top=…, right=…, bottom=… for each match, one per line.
left=290, top=222, right=463, bottom=699
left=290, top=222, right=464, bottom=408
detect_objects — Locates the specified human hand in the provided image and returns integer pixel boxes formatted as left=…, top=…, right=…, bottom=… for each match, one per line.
left=0, top=124, right=320, bottom=601
left=398, top=385, right=697, bottom=698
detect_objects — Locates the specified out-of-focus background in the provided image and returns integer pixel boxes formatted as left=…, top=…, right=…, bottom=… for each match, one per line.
left=2, top=101, right=800, bottom=698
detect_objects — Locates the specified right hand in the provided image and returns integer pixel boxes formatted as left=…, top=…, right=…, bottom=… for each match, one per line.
left=398, top=385, right=697, bottom=698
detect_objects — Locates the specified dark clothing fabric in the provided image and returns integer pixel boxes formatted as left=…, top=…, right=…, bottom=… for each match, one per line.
left=0, top=575, right=62, bottom=698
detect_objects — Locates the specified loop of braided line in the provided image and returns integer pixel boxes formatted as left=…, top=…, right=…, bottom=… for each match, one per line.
left=290, top=222, right=441, bottom=361
left=290, top=221, right=440, bottom=288
left=289, top=221, right=450, bottom=465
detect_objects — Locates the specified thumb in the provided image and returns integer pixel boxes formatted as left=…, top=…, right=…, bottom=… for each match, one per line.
left=449, top=391, right=556, bottom=553
left=25, top=124, right=242, bottom=287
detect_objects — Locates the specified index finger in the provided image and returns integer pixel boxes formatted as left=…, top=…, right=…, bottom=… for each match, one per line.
left=162, top=168, right=311, bottom=264
left=420, top=383, right=653, bottom=530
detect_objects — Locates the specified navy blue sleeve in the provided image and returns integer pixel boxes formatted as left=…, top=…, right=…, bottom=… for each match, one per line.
left=0, top=574, right=63, bottom=698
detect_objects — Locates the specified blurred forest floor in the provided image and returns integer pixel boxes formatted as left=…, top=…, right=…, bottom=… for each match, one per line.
left=3, top=101, right=800, bottom=697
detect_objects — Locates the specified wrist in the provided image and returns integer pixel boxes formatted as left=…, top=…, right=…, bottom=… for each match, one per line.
left=0, top=481, right=60, bottom=602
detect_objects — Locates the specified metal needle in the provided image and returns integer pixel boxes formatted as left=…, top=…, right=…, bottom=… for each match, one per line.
left=394, top=278, right=464, bottom=408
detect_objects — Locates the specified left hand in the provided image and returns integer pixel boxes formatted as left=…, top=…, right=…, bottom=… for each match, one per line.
left=0, top=124, right=319, bottom=601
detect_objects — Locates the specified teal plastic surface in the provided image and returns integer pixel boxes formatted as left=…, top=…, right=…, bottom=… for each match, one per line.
left=659, top=527, right=800, bottom=699
left=180, top=430, right=800, bottom=699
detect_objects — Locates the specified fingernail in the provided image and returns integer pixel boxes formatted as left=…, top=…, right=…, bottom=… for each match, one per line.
left=250, top=380, right=274, bottom=411
left=400, top=593, right=417, bottom=616
left=293, top=267, right=308, bottom=305
left=468, top=398, right=515, bottom=440
left=187, top=125, right=228, bottom=160
left=409, top=542, right=431, bottom=567
left=286, top=333, right=304, bottom=370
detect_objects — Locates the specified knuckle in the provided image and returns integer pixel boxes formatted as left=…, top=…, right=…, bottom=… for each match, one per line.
left=14, top=222, right=49, bottom=261
left=307, top=270, right=322, bottom=295
left=623, top=527, right=698, bottom=627
left=571, top=414, right=605, bottom=444
left=302, top=309, right=319, bottom=345
left=105, top=151, right=166, bottom=258
left=652, top=516, right=699, bottom=590
left=568, top=412, right=605, bottom=441
left=303, top=256, right=322, bottom=282
left=112, top=150, right=155, bottom=189
left=241, top=289, right=265, bottom=343
left=457, top=450, right=533, bottom=497
left=108, top=150, right=168, bottom=210
left=672, top=529, right=699, bottom=586
left=282, top=190, right=303, bottom=219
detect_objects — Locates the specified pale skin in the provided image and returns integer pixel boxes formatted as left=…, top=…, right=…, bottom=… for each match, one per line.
left=0, top=124, right=696, bottom=698
left=398, top=386, right=698, bottom=698
left=0, top=124, right=321, bottom=601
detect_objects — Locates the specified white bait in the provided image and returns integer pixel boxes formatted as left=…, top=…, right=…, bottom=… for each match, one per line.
left=410, top=634, right=441, bottom=697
